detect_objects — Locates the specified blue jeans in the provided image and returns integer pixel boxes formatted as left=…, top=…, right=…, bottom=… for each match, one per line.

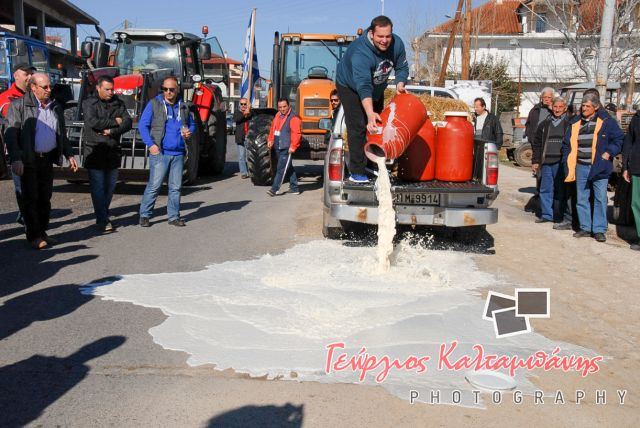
left=575, top=163, right=608, bottom=233
left=237, top=142, right=248, bottom=175
left=88, top=168, right=118, bottom=224
left=139, top=153, right=184, bottom=221
left=271, top=149, right=298, bottom=193
left=539, top=162, right=567, bottom=221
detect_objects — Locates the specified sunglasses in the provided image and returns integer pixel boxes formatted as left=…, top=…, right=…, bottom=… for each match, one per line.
left=240, top=103, right=247, bottom=106
left=330, top=99, right=339, bottom=102
left=161, top=87, right=177, bottom=93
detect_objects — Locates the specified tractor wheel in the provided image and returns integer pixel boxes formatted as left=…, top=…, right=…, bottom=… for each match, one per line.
left=183, top=127, right=200, bottom=185
left=246, top=113, right=275, bottom=186
left=199, top=111, right=227, bottom=176
left=514, top=143, right=532, bottom=167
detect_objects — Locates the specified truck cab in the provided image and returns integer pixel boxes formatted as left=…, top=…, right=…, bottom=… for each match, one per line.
left=321, top=108, right=499, bottom=239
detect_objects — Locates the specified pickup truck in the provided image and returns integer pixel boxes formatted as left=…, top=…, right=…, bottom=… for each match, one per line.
left=320, top=109, right=500, bottom=239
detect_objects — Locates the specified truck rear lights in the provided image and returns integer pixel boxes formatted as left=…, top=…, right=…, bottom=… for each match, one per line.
left=328, top=148, right=343, bottom=182
left=486, top=152, right=499, bottom=186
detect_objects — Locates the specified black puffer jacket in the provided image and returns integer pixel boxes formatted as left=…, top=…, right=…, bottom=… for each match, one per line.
left=473, top=112, right=504, bottom=149
left=82, top=95, right=132, bottom=169
left=622, top=111, right=640, bottom=176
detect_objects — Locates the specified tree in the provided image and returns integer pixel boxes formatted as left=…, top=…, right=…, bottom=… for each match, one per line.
left=448, top=55, right=519, bottom=115
left=535, top=0, right=640, bottom=82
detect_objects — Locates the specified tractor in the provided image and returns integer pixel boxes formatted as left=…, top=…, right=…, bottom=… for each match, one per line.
left=65, top=27, right=228, bottom=184
left=245, top=32, right=358, bottom=185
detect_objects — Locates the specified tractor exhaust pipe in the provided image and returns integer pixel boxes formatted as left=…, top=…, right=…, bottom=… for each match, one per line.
left=271, top=31, right=280, bottom=109
left=95, top=25, right=106, bottom=43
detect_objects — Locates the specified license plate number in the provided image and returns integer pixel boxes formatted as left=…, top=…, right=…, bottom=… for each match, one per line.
left=393, top=192, right=440, bottom=205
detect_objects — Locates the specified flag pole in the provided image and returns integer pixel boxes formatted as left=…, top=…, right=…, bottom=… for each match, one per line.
left=247, top=8, right=256, bottom=104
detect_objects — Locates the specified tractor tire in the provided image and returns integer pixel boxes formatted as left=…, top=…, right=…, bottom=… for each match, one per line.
left=183, top=127, right=201, bottom=185
left=246, top=113, right=275, bottom=186
left=514, top=143, right=532, bottom=167
left=199, top=111, right=227, bottom=176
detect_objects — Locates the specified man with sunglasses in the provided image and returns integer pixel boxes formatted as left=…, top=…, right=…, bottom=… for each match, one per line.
left=4, top=73, right=79, bottom=249
left=82, top=75, right=132, bottom=233
left=138, top=76, right=195, bottom=227
left=329, top=89, right=341, bottom=126
left=233, top=98, right=252, bottom=179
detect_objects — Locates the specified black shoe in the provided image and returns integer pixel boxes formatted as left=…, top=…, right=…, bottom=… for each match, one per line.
left=266, top=190, right=276, bottom=197
left=593, top=233, right=606, bottom=242
left=573, top=230, right=591, bottom=238
left=535, top=218, right=551, bottom=223
left=140, top=217, right=151, bottom=227
left=553, top=222, right=572, bottom=230
left=168, top=218, right=186, bottom=227
left=43, top=234, right=58, bottom=246
left=630, top=243, right=640, bottom=251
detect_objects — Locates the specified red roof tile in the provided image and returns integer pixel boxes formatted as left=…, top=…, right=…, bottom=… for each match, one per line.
left=431, top=0, right=524, bottom=35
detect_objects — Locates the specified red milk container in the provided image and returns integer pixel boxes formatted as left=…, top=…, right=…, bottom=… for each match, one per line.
left=364, top=92, right=427, bottom=161
left=435, top=112, right=474, bottom=182
left=397, top=113, right=437, bottom=181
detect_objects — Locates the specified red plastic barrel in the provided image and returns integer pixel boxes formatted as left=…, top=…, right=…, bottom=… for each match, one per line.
left=364, top=92, right=427, bottom=161
left=435, top=112, right=474, bottom=182
left=397, top=114, right=436, bottom=181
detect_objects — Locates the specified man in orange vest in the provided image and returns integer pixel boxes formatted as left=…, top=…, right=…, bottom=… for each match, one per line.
left=266, top=98, right=302, bottom=196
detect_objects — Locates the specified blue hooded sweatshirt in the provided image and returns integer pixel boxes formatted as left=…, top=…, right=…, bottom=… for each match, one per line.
left=336, top=32, right=409, bottom=101
left=139, top=94, right=196, bottom=156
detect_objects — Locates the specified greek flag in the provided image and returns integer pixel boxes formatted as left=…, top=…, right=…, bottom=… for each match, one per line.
left=240, top=9, right=260, bottom=103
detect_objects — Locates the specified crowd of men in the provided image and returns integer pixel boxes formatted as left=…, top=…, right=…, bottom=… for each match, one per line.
left=1, top=13, right=639, bottom=252
left=526, top=86, right=640, bottom=251
left=1, top=68, right=194, bottom=249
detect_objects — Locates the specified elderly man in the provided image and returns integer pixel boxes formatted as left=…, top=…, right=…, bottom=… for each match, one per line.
left=4, top=73, right=78, bottom=249
left=525, top=87, right=554, bottom=143
left=233, top=97, right=252, bottom=179
left=532, top=96, right=572, bottom=227
left=562, top=93, right=624, bottom=242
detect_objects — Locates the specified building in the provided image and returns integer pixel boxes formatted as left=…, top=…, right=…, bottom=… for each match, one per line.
left=202, top=55, right=242, bottom=113
left=414, top=0, right=640, bottom=115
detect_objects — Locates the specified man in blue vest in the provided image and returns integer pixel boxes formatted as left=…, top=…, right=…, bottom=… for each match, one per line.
left=266, top=98, right=302, bottom=196
left=335, top=15, right=409, bottom=183
left=138, top=76, right=195, bottom=227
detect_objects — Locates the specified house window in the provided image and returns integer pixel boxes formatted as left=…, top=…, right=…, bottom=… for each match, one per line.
left=536, top=14, right=547, bottom=33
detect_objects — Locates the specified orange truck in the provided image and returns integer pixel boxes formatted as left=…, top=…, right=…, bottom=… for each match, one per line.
left=246, top=31, right=358, bottom=185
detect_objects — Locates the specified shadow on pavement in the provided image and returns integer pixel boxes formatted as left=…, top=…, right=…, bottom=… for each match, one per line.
left=183, top=200, right=250, bottom=222
left=518, top=186, right=536, bottom=194
left=0, top=336, right=126, bottom=428
left=206, top=403, right=303, bottom=428
left=0, top=284, right=93, bottom=340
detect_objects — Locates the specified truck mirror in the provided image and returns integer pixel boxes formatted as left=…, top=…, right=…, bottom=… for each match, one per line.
left=6, top=38, right=19, bottom=56
left=199, top=43, right=212, bottom=60
left=81, top=41, right=93, bottom=59
left=318, top=118, right=333, bottom=131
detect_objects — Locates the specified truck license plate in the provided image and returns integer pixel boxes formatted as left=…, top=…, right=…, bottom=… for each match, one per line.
left=393, top=192, right=440, bottom=205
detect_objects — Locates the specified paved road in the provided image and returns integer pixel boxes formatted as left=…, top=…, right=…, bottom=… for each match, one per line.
left=1, top=140, right=636, bottom=427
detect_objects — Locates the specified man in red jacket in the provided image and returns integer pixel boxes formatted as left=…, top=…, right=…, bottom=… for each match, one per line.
left=0, top=63, right=36, bottom=221
left=266, top=98, right=302, bottom=196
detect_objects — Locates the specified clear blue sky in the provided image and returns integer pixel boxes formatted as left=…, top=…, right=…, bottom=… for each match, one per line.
left=72, top=0, right=476, bottom=77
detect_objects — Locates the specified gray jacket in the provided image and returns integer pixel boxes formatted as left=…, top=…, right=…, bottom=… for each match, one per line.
left=4, top=91, right=71, bottom=165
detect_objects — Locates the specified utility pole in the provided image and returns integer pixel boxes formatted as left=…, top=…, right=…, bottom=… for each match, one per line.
left=123, top=19, right=131, bottom=29
left=437, top=0, right=465, bottom=87
left=381, top=0, right=385, bottom=15
left=595, top=0, right=616, bottom=102
left=461, top=0, right=472, bottom=80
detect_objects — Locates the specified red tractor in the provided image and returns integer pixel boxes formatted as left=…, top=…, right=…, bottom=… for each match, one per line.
left=66, top=27, right=228, bottom=183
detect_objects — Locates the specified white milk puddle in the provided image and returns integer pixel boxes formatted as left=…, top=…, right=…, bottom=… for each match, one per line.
left=82, top=240, right=598, bottom=407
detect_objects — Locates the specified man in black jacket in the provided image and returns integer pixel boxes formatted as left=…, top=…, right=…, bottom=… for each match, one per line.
left=82, top=76, right=132, bottom=232
left=525, top=87, right=554, bottom=143
left=4, top=73, right=78, bottom=249
left=472, top=97, right=503, bottom=148
left=233, top=98, right=252, bottom=178
left=622, top=110, right=640, bottom=251
left=531, top=96, right=572, bottom=228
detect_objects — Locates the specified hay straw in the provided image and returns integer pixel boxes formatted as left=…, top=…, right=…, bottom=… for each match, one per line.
left=384, top=89, right=470, bottom=122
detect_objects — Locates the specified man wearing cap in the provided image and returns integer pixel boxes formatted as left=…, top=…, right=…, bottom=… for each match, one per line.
left=0, top=63, right=36, bottom=223
left=4, top=72, right=79, bottom=249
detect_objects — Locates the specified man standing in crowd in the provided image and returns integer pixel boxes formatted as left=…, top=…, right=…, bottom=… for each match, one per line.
left=138, top=76, right=195, bottom=227
left=562, top=93, right=623, bottom=243
left=335, top=15, right=409, bottom=183
left=525, top=87, right=554, bottom=143
left=472, top=97, right=503, bottom=149
left=267, top=98, right=301, bottom=196
left=233, top=97, right=252, bottom=179
left=82, top=76, right=132, bottom=233
left=4, top=72, right=78, bottom=249
left=531, top=96, right=572, bottom=227
left=622, top=108, right=640, bottom=251
left=0, top=64, right=36, bottom=221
